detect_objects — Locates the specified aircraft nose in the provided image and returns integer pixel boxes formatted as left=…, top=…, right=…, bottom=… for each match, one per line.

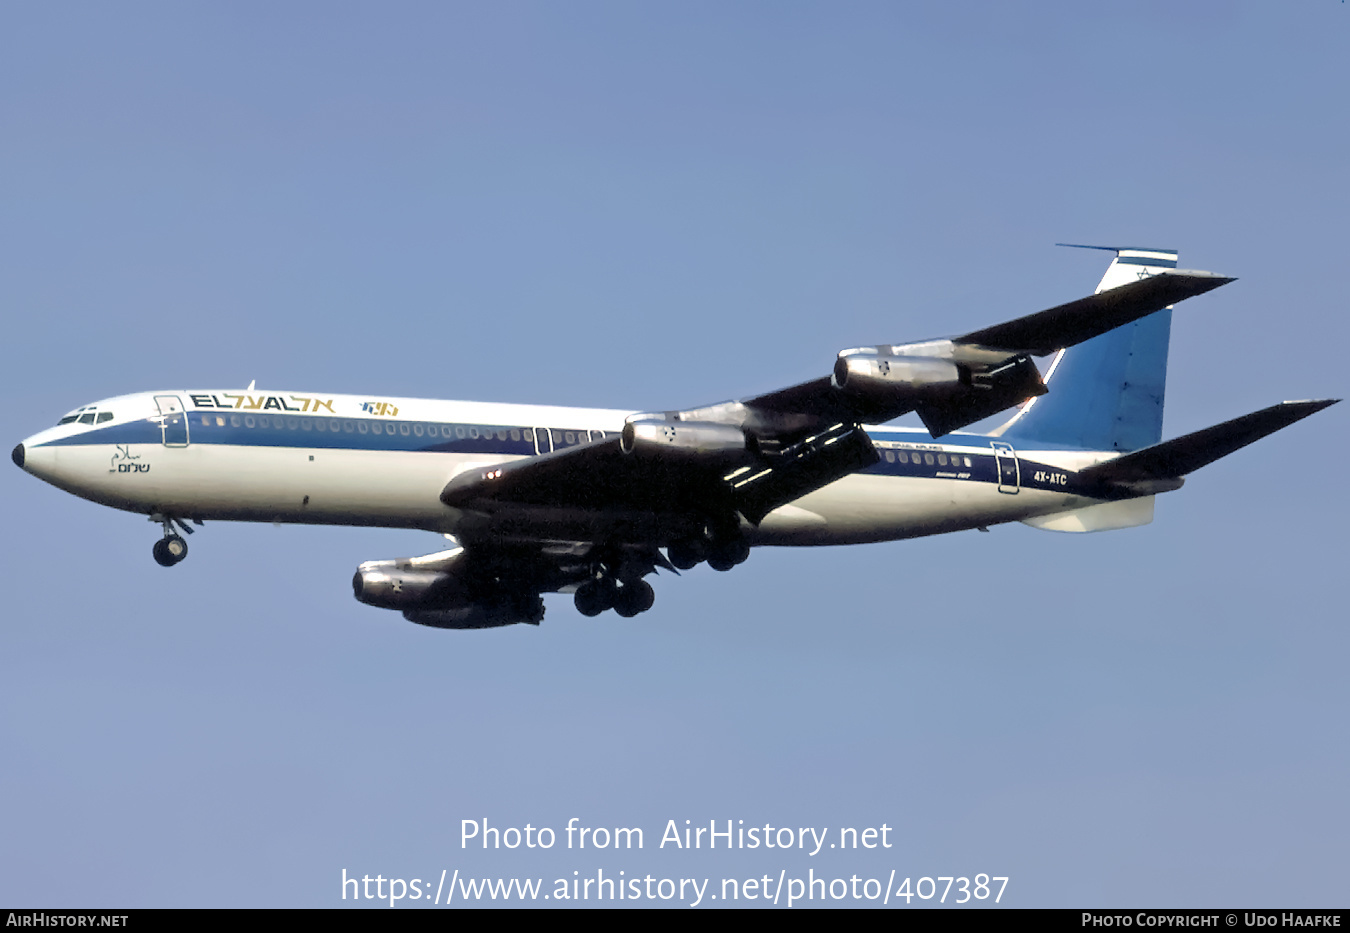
left=11, top=443, right=23, bottom=469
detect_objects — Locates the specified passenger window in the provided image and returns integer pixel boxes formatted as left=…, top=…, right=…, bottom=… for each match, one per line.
left=884, top=450, right=895, bottom=462
left=371, top=422, right=383, bottom=435
left=964, top=456, right=972, bottom=468
left=511, top=429, right=521, bottom=442
left=897, top=451, right=908, bottom=464
left=565, top=431, right=576, bottom=444
left=244, top=415, right=255, bottom=428
left=924, top=453, right=934, bottom=466
left=937, top=453, right=947, bottom=466
left=413, top=424, right=424, bottom=437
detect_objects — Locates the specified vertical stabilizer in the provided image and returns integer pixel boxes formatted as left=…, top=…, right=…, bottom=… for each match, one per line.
left=995, top=246, right=1178, bottom=452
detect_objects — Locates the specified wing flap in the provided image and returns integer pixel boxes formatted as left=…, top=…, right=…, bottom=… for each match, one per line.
left=730, top=422, right=878, bottom=524
left=914, top=354, right=1047, bottom=437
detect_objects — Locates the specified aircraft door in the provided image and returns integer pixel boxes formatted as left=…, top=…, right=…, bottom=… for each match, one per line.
left=154, top=395, right=190, bottom=447
left=991, top=441, right=1019, bottom=494
left=532, top=426, right=552, bottom=455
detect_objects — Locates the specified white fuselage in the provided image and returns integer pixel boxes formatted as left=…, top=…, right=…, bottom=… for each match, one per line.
left=16, top=389, right=1125, bottom=546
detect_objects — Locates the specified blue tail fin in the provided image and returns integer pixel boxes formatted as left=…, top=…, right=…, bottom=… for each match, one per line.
left=996, top=246, right=1178, bottom=452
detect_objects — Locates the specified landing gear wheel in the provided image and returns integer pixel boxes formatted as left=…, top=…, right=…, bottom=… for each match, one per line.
left=706, top=535, right=749, bottom=571
left=153, top=534, right=188, bottom=567
left=574, top=583, right=605, bottom=617
left=667, top=538, right=705, bottom=571
left=614, top=579, right=655, bottom=618
left=574, top=577, right=619, bottom=617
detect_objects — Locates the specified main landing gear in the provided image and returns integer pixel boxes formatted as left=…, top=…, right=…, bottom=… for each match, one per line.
left=150, top=513, right=199, bottom=567
left=573, top=547, right=660, bottom=619
left=572, top=523, right=751, bottom=620
left=574, top=576, right=656, bottom=619
left=666, top=524, right=750, bottom=573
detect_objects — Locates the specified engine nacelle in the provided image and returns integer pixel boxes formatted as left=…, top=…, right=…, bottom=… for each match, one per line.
left=832, top=353, right=964, bottom=400
left=352, top=550, right=544, bottom=629
left=404, top=597, right=544, bottom=630
left=620, top=419, right=747, bottom=456
left=352, top=564, right=459, bottom=610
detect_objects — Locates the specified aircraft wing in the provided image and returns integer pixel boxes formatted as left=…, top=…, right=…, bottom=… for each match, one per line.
left=440, top=419, right=877, bottom=529
left=739, top=270, right=1233, bottom=437
left=954, top=270, right=1232, bottom=354
left=439, top=269, right=1233, bottom=538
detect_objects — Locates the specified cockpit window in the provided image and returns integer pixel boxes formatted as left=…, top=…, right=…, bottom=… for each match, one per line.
left=56, top=405, right=111, bottom=427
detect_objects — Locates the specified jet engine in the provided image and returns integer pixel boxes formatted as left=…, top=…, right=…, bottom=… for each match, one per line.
left=351, top=548, right=543, bottom=629
left=351, top=564, right=457, bottom=610
left=619, top=418, right=748, bottom=456
left=831, top=353, right=965, bottom=401
left=404, top=598, right=544, bottom=629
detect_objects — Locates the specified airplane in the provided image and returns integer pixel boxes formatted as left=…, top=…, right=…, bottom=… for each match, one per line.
left=11, top=247, right=1337, bottom=629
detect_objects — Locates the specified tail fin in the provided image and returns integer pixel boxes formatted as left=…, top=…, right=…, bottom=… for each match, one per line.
left=995, top=246, right=1182, bottom=452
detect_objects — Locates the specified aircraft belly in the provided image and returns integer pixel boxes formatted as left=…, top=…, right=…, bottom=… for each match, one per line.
left=754, top=473, right=1090, bottom=545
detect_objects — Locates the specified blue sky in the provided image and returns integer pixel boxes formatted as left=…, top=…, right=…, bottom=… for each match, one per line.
left=2, top=2, right=1346, bottom=907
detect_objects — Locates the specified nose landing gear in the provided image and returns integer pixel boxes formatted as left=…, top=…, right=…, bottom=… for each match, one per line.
left=149, top=513, right=199, bottom=567
left=153, top=534, right=188, bottom=567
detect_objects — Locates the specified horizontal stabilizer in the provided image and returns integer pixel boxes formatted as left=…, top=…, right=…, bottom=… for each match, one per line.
left=1081, top=400, right=1339, bottom=485
left=958, top=270, right=1234, bottom=355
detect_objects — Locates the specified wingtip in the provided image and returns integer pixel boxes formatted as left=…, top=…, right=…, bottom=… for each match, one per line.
left=1160, top=270, right=1236, bottom=297
left=1168, top=269, right=1236, bottom=283
left=1267, top=398, right=1341, bottom=426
